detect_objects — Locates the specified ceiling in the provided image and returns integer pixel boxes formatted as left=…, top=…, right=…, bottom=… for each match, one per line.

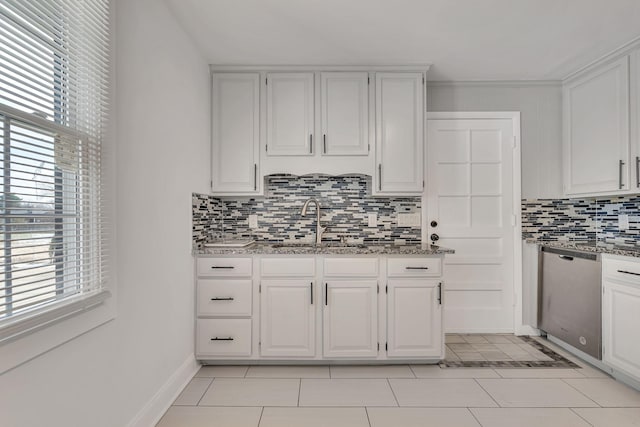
left=165, top=0, right=640, bottom=81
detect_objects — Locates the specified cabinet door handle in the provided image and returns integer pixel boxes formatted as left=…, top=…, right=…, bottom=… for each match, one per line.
left=309, top=134, right=313, bottom=153
left=210, top=297, right=234, bottom=301
left=619, top=159, right=625, bottom=189
left=325, top=282, right=328, bottom=306
left=323, top=134, right=327, bottom=153
left=617, top=269, right=640, bottom=277
left=254, top=163, right=257, bottom=191
left=378, top=164, right=382, bottom=191
left=406, top=266, right=429, bottom=270
left=310, top=282, right=313, bottom=305
left=636, top=157, right=639, bottom=188
left=211, top=337, right=234, bottom=341
left=437, top=282, right=442, bottom=305
left=210, top=266, right=234, bottom=269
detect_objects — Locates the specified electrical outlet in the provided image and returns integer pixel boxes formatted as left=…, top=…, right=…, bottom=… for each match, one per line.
left=248, top=214, right=258, bottom=229
left=619, top=214, right=629, bottom=231
left=398, top=213, right=420, bottom=227
left=368, top=213, right=377, bottom=227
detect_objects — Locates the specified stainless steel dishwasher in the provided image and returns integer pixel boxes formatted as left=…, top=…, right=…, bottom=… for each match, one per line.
left=538, top=246, right=602, bottom=359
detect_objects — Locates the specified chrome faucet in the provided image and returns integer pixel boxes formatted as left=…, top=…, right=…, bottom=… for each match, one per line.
left=300, top=198, right=325, bottom=245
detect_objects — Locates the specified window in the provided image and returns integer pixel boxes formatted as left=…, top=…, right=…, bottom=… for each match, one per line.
left=0, top=0, right=109, bottom=342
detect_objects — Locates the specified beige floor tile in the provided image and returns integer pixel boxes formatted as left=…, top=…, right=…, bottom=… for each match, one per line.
left=299, top=379, right=397, bottom=407
left=445, top=348, right=461, bottom=361
left=456, top=352, right=486, bottom=361
left=479, top=351, right=512, bottom=361
left=155, top=406, right=262, bottom=427
left=572, top=408, right=640, bottom=426
left=485, top=335, right=514, bottom=344
left=494, top=343, right=532, bottom=355
left=471, top=343, right=500, bottom=351
left=476, top=379, right=598, bottom=407
left=445, top=334, right=467, bottom=344
left=259, top=407, right=369, bottom=427
left=495, top=369, right=585, bottom=379
left=574, top=363, right=612, bottom=378
left=565, top=378, right=640, bottom=407
left=245, top=365, right=329, bottom=378
left=194, top=365, right=248, bottom=378
left=368, top=407, right=481, bottom=427
left=199, top=378, right=299, bottom=406
left=470, top=408, right=591, bottom=427
left=463, top=335, right=490, bottom=344
left=388, top=379, right=497, bottom=407
left=411, top=366, right=499, bottom=378
left=330, top=365, right=414, bottom=378
left=448, top=343, right=475, bottom=352
left=173, top=377, right=212, bottom=406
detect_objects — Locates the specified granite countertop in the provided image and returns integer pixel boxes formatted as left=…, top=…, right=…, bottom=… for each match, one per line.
left=194, top=241, right=455, bottom=256
left=524, top=238, right=640, bottom=258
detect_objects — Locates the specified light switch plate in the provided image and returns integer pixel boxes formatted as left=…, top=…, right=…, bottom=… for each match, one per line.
left=367, top=213, right=377, bottom=227
left=248, top=214, right=258, bottom=229
left=619, top=214, right=629, bottom=231
left=398, top=213, right=420, bottom=227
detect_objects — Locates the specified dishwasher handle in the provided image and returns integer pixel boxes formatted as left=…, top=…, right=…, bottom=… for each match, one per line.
left=558, top=255, right=574, bottom=261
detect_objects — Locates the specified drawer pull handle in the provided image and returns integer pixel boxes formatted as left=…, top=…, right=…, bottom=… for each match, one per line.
left=406, top=266, right=429, bottom=270
left=210, top=297, right=234, bottom=301
left=211, top=337, right=234, bottom=341
left=617, top=269, right=640, bottom=277
left=211, top=266, right=234, bottom=269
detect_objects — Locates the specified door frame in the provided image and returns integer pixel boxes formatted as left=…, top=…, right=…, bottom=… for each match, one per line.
left=424, top=112, right=530, bottom=335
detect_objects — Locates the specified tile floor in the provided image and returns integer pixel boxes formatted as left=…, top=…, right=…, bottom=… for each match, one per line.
left=157, top=338, right=640, bottom=427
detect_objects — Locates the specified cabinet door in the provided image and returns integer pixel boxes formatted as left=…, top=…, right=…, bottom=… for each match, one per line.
left=631, top=49, right=640, bottom=191
left=603, top=279, right=640, bottom=379
left=320, top=72, right=369, bottom=156
left=211, top=73, right=260, bottom=194
left=260, top=279, right=315, bottom=357
left=266, top=72, right=315, bottom=156
left=375, top=72, right=424, bottom=194
left=563, top=56, right=630, bottom=195
left=323, top=280, right=377, bottom=358
left=387, top=280, right=442, bottom=358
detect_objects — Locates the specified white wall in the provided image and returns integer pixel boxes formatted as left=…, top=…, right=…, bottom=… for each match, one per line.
left=428, top=82, right=563, bottom=199
left=0, top=0, right=210, bottom=425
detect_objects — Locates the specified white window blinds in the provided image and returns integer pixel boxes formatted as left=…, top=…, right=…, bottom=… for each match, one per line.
left=0, top=0, right=109, bottom=342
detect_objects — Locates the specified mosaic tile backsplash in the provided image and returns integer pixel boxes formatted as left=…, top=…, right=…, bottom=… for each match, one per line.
left=193, top=175, right=422, bottom=248
left=522, top=195, right=640, bottom=246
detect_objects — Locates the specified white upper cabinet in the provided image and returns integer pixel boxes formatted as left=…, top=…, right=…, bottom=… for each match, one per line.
left=266, top=72, right=315, bottom=156
left=631, top=49, right=640, bottom=191
left=375, top=72, right=425, bottom=195
left=211, top=73, right=260, bottom=195
left=563, top=56, right=630, bottom=196
left=320, top=72, right=369, bottom=156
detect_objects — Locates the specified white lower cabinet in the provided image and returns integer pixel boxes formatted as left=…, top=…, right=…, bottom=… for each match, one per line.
left=260, top=279, right=315, bottom=357
left=196, top=254, right=445, bottom=362
left=603, top=255, right=640, bottom=380
left=387, top=280, right=442, bottom=358
left=323, top=281, right=378, bottom=358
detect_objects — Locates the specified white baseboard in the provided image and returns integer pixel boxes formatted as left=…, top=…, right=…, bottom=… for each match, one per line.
left=127, top=354, right=199, bottom=427
left=515, top=325, right=540, bottom=336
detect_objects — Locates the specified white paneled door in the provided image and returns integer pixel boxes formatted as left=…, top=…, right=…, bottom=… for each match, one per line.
left=427, top=117, right=516, bottom=332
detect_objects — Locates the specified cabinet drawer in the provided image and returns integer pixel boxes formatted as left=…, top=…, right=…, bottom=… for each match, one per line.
left=198, top=257, right=252, bottom=277
left=197, top=280, right=252, bottom=317
left=196, top=319, right=252, bottom=357
left=603, top=256, right=640, bottom=284
left=324, top=258, right=378, bottom=277
left=261, top=257, right=315, bottom=277
left=387, top=257, right=442, bottom=277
